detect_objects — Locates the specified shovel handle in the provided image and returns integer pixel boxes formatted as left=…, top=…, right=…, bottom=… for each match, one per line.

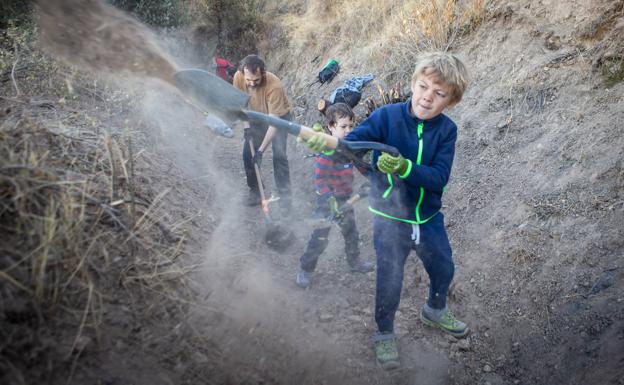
left=243, top=110, right=339, bottom=148
left=248, top=141, right=270, bottom=219
left=243, top=110, right=400, bottom=157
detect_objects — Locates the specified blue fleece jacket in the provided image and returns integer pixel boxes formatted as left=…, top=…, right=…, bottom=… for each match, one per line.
left=345, top=99, right=457, bottom=224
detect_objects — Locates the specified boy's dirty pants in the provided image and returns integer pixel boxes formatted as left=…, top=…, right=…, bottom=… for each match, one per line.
left=300, top=208, right=359, bottom=272
left=373, top=213, right=454, bottom=333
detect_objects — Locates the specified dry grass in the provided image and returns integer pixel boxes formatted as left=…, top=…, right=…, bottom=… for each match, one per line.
left=0, top=96, right=200, bottom=381
left=278, top=0, right=487, bottom=83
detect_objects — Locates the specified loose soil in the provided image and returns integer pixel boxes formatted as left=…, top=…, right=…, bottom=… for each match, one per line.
left=1, top=0, right=623, bottom=384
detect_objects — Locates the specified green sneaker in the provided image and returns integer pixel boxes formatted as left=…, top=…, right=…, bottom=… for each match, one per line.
left=373, top=332, right=400, bottom=370
left=420, top=305, right=469, bottom=338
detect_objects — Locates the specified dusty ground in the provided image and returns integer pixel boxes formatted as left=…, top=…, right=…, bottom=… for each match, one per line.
left=2, top=0, right=623, bottom=384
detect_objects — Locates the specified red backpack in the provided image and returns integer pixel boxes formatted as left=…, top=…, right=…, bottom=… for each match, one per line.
left=214, top=57, right=236, bottom=83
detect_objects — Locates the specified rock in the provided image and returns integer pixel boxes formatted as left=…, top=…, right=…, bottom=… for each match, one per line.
left=479, top=373, right=507, bottom=385
left=483, top=364, right=493, bottom=373
left=347, top=315, right=362, bottom=323
left=544, top=33, right=561, bottom=50
left=395, top=326, right=409, bottom=336
left=115, top=339, right=126, bottom=350
left=590, top=271, right=615, bottom=294
left=74, top=335, right=92, bottom=352
left=319, top=313, right=334, bottom=322
left=192, top=351, right=209, bottom=364
left=457, top=338, right=471, bottom=351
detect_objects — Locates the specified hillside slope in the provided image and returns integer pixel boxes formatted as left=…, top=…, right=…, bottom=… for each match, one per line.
left=1, top=0, right=622, bottom=384
left=263, top=0, right=623, bottom=383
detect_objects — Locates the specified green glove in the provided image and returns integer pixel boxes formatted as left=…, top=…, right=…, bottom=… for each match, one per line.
left=377, top=152, right=409, bottom=175
left=312, top=122, right=324, bottom=132
left=297, top=122, right=323, bottom=143
left=328, top=196, right=342, bottom=218
left=305, top=133, right=330, bottom=153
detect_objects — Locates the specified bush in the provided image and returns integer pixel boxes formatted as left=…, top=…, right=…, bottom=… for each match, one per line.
left=108, top=0, right=188, bottom=28
left=0, top=0, right=31, bottom=29
left=190, top=0, right=267, bottom=60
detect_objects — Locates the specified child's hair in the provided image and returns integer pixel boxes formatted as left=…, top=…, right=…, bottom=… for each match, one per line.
left=411, top=51, right=469, bottom=104
left=325, top=102, right=354, bottom=127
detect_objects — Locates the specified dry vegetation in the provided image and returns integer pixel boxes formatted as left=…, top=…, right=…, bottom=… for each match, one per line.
left=0, top=22, right=202, bottom=383
left=2, top=0, right=623, bottom=384
left=277, top=0, right=487, bottom=82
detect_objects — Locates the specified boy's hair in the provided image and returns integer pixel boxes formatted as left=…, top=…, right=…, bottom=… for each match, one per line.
left=325, top=103, right=354, bottom=126
left=239, top=54, right=265, bottom=75
left=411, top=51, right=469, bottom=104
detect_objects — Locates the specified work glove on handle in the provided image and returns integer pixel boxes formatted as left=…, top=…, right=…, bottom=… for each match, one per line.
left=377, top=152, right=409, bottom=175
left=328, top=196, right=342, bottom=219
left=297, top=122, right=323, bottom=144
left=253, top=149, right=263, bottom=166
left=306, top=133, right=331, bottom=153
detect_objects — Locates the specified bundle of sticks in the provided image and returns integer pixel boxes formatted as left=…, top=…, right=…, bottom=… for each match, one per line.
left=364, top=82, right=410, bottom=117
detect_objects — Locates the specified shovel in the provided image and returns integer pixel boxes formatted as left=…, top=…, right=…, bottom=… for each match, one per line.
left=172, top=69, right=401, bottom=166
left=327, top=186, right=370, bottom=223
left=248, top=140, right=295, bottom=251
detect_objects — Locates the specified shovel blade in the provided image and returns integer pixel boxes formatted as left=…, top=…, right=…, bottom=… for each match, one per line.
left=173, top=69, right=249, bottom=123
left=264, top=223, right=295, bottom=252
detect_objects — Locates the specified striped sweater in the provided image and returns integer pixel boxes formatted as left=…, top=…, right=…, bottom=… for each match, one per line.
left=313, top=152, right=354, bottom=215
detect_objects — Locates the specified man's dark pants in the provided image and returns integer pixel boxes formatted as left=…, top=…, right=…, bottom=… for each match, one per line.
left=373, top=213, right=454, bottom=333
left=242, top=112, right=292, bottom=208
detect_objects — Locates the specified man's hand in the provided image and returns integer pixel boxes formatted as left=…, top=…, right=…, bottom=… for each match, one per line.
left=377, top=152, right=408, bottom=175
left=306, top=133, right=330, bottom=153
left=253, top=149, right=263, bottom=166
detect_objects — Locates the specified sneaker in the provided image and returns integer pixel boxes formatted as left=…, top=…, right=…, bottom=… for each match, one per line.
left=245, top=190, right=261, bottom=206
left=349, top=258, right=375, bottom=273
left=420, top=305, right=469, bottom=338
left=295, top=269, right=312, bottom=288
left=373, top=332, right=400, bottom=370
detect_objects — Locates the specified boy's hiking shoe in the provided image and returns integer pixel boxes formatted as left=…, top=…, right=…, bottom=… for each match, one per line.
left=295, top=269, right=312, bottom=289
left=349, top=258, right=375, bottom=273
left=420, top=305, right=469, bottom=338
left=373, top=332, right=400, bottom=370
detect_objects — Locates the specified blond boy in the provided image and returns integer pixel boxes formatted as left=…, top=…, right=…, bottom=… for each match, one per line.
left=307, top=51, right=470, bottom=369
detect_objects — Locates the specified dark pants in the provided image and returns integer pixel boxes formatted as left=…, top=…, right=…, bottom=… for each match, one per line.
left=373, top=213, right=454, bottom=333
left=300, top=207, right=359, bottom=272
left=242, top=112, right=292, bottom=207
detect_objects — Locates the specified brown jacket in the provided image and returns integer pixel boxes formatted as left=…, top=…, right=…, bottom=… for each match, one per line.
left=233, top=71, right=290, bottom=117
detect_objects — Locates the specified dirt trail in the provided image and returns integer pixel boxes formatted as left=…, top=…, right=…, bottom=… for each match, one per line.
left=8, top=0, right=623, bottom=383
left=178, top=124, right=473, bottom=384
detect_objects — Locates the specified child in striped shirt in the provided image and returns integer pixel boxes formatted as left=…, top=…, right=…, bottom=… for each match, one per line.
left=296, top=103, right=375, bottom=289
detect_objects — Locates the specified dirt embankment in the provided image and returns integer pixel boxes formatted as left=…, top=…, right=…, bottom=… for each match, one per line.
left=1, top=0, right=623, bottom=384
left=264, top=0, right=624, bottom=383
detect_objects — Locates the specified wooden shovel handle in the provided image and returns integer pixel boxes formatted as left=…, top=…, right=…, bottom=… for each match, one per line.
left=248, top=141, right=270, bottom=218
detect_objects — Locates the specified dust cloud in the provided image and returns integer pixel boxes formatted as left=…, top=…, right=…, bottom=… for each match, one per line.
left=37, top=0, right=178, bottom=83
left=36, top=0, right=351, bottom=380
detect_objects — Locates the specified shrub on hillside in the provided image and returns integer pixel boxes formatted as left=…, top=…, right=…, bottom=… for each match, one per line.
left=0, top=0, right=31, bottom=29
left=109, top=0, right=189, bottom=27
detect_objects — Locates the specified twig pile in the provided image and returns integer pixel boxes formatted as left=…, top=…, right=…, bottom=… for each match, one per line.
left=364, top=82, right=411, bottom=117
left=0, top=98, right=194, bottom=383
